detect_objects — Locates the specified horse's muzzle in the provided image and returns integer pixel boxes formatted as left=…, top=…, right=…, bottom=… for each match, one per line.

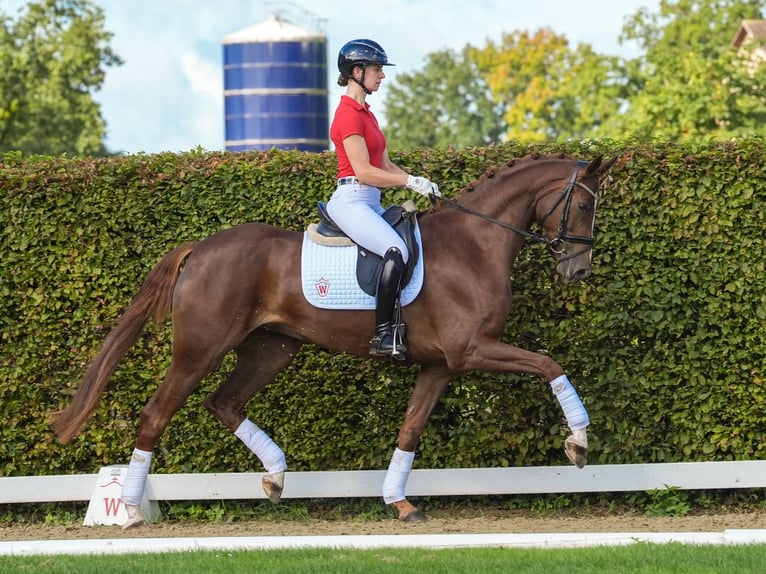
left=556, top=258, right=592, bottom=282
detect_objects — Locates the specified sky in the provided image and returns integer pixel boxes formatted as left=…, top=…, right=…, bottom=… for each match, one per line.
left=5, top=0, right=662, bottom=154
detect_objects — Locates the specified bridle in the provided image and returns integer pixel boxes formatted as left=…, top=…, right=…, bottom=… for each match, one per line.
left=435, top=159, right=598, bottom=255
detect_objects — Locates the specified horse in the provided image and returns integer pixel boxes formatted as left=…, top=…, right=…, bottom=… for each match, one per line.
left=51, top=152, right=616, bottom=527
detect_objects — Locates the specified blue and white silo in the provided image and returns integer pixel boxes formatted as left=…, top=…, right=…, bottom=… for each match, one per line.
left=223, top=16, right=328, bottom=152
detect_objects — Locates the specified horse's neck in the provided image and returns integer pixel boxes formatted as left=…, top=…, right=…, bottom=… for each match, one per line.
left=468, top=170, right=536, bottom=224
left=424, top=172, right=535, bottom=270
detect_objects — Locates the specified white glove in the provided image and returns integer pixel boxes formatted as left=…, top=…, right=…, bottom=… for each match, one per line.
left=406, top=175, right=441, bottom=198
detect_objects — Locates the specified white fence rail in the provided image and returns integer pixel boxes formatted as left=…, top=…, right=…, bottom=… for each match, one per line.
left=2, top=461, right=765, bottom=505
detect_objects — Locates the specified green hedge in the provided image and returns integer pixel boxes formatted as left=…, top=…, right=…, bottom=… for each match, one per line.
left=1, top=139, right=764, bottom=477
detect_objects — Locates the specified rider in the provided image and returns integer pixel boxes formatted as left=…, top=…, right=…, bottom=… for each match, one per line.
left=326, top=38, right=441, bottom=359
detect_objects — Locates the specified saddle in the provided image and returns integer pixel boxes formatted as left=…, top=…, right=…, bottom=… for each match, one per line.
left=310, top=200, right=420, bottom=297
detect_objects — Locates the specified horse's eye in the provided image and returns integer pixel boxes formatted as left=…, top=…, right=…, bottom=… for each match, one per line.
left=578, top=202, right=589, bottom=213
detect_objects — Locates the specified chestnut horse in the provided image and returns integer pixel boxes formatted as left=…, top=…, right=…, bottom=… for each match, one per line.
left=52, top=153, right=615, bottom=527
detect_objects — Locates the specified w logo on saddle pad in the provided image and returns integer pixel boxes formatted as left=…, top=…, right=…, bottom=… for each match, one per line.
left=300, top=204, right=425, bottom=310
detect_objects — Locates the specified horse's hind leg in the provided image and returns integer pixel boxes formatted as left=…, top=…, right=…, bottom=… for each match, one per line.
left=386, top=365, right=453, bottom=522
left=122, top=345, right=226, bottom=528
left=204, top=328, right=302, bottom=504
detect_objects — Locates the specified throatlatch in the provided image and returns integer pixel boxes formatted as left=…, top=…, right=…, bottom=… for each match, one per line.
left=369, top=247, right=407, bottom=360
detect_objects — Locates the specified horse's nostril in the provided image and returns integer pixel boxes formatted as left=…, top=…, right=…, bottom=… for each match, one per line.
left=574, top=268, right=591, bottom=280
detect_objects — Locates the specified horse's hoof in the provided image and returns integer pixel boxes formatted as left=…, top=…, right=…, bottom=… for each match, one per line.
left=401, top=509, right=427, bottom=523
left=391, top=499, right=427, bottom=522
left=122, top=504, right=145, bottom=530
left=262, top=472, right=284, bottom=504
left=565, top=429, right=588, bottom=469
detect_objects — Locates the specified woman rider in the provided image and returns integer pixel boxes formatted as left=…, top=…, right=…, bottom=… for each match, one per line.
left=326, top=38, right=440, bottom=359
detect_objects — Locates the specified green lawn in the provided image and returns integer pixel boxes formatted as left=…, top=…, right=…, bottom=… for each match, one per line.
left=2, top=543, right=765, bottom=573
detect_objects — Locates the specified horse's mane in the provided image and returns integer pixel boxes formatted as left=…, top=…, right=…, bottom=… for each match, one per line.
left=424, top=152, right=575, bottom=214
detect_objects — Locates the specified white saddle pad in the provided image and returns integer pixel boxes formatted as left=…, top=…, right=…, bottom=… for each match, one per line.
left=300, top=225, right=424, bottom=310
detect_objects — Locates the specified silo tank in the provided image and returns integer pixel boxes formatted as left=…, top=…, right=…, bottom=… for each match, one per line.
left=223, top=16, right=328, bottom=152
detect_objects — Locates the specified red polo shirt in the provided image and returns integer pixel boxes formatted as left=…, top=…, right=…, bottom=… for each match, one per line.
left=330, top=95, right=386, bottom=179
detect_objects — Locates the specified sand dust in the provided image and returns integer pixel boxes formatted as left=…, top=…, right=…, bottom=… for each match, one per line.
left=3, top=507, right=765, bottom=541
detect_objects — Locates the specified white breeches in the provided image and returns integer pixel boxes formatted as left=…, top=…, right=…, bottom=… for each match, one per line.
left=326, top=182, right=409, bottom=262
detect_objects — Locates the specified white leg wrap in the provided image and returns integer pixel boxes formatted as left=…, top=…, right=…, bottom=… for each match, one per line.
left=121, top=448, right=152, bottom=506
left=235, top=419, right=287, bottom=474
left=382, top=448, right=415, bottom=504
left=550, top=374, right=590, bottom=431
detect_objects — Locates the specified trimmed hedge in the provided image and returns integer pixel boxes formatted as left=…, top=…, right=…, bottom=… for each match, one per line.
left=1, top=139, right=764, bottom=478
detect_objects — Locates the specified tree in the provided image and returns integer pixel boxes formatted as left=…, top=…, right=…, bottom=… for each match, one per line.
left=468, top=29, right=627, bottom=143
left=0, top=0, right=121, bottom=156
left=551, top=46, right=630, bottom=141
left=383, top=1, right=765, bottom=146
left=613, top=0, right=766, bottom=140
left=383, top=48, right=505, bottom=150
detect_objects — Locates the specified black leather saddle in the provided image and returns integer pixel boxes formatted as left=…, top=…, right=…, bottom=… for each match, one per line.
left=315, top=201, right=420, bottom=297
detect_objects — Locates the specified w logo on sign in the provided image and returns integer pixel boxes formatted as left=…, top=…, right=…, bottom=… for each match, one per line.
left=84, top=466, right=129, bottom=526
left=103, top=497, right=123, bottom=516
left=315, top=277, right=330, bottom=297
left=84, top=466, right=161, bottom=526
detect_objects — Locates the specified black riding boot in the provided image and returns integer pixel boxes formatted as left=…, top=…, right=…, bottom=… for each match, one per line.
left=369, top=247, right=406, bottom=358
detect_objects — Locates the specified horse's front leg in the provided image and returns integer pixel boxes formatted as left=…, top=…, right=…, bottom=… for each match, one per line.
left=552, top=374, right=589, bottom=469
left=452, top=337, right=589, bottom=468
left=385, top=365, right=453, bottom=522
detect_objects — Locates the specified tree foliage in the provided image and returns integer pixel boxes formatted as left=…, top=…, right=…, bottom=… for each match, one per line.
left=384, top=48, right=505, bottom=150
left=469, top=29, right=627, bottom=143
left=614, top=0, right=766, bottom=140
left=384, top=0, right=766, bottom=146
left=0, top=0, right=121, bottom=156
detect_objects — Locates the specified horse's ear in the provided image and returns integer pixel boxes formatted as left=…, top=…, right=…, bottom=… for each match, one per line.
left=584, top=155, right=616, bottom=178
left=583, top=155, right=602, bottom=178
left=598, top=157, right=617, bottom=177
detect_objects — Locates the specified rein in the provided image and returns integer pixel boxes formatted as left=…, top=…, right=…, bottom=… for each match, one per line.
left=435, top=196, right=550, bottom=245
left=436, top=160, right=597, bottom=254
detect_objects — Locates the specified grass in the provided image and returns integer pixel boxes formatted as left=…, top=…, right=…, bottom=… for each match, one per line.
left=2, top=543, right=766, bottom=573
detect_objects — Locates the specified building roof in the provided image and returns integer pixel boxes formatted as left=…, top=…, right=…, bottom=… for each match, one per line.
left=732, top=19, right=766, bottom=47
left=222, top=15, right=325, bottom=45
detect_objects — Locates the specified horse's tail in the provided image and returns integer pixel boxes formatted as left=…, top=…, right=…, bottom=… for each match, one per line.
left=51, top=241, right=197, bottom=444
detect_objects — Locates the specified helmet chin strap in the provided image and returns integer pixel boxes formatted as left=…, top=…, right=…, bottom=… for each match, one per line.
left=351, top=67, right=372, bottom=95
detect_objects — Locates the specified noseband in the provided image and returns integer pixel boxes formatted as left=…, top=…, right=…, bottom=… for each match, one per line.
left=438, top=160, right=598, bottom=254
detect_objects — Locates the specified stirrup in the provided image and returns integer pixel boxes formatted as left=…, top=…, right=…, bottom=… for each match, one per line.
left=369, top=334, right=400, bottom=357
left=369, top=325, right=407, bottom=359
left=369, top=329, right=407, bottom=356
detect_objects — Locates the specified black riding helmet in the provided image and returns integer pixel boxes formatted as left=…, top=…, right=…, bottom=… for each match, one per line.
left=337, top=39, right=395, bottom=94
